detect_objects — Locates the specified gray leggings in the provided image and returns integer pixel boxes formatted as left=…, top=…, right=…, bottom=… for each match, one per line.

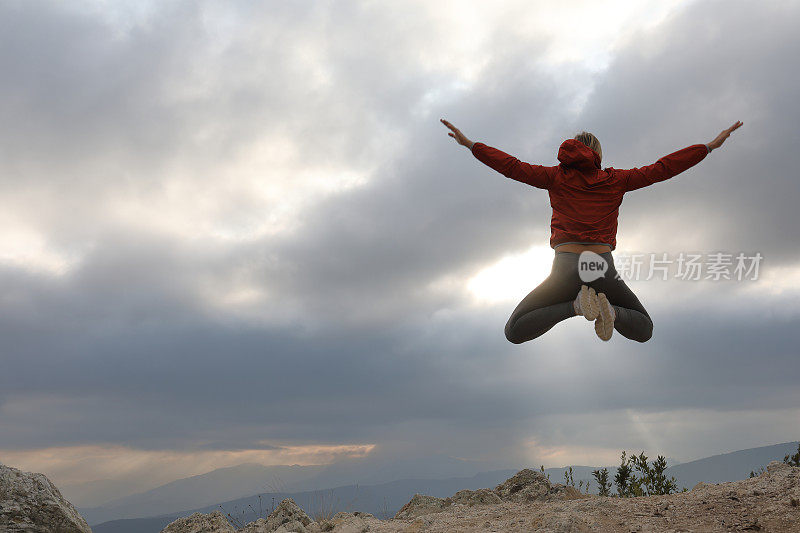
left=505, top=251, right=653, bottom=343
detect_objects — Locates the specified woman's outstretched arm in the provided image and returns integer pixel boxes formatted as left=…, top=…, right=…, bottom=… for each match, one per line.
left=621, top=120, right=743, bottom=192
left=440, top=118, right=554, bottom=190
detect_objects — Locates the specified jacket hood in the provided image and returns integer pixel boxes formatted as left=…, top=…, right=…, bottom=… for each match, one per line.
left=558, top=138, right=601, bottom=171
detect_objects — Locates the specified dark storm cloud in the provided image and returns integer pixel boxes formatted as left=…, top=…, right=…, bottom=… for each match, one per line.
left=576, top=0, right=800, bottom=263
left=0, top=0, right=798, bottom=471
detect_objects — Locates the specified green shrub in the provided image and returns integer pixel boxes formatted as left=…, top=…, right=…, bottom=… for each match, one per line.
left=564, top=466, right=575, bottom=487
left=592, top=467, right=611, bottom=496
left=613, top=450, right=678, bottom=497
left=614, top=451, right=632, bottom=497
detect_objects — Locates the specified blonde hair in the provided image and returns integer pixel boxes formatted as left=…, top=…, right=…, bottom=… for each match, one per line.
left=574, top=131, right=602, bottom=163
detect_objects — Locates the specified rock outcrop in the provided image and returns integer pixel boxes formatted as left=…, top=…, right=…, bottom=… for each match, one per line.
left=162, top=498, right=317, bottom=533
left=450, top=488, right=503, bottom=506
left=494, top=468, right=585, bottom=503
left=160, top=510, right=235, bottom=533
left=394, top=495, right=451, bottom=520
left=0, top=463, right=92, bottom=533
left=239, top=498, right=313, bottom=533
left=380, top=461, right=800, bottom=532
left=394, top=467, right=585, bottom=520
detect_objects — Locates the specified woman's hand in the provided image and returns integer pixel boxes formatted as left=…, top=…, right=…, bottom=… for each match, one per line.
left=707, top=120, right=743, bottom=151
left=441, top=118, right=474, bottom=149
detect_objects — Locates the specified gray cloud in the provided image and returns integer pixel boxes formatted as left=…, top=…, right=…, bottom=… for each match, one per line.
left=577, top=0, right=800, bottom=262
left=0, top=0, right=798, bottom=483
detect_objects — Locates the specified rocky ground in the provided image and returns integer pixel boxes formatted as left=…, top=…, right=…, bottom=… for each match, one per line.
left=159, top=461, right=799, bottom=533
left=2, top=460, right=798, bottom=532
left=365, top=460, right=800, bottom=532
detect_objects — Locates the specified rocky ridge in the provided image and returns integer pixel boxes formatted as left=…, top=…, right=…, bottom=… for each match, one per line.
left=159, top=462, right=800, bottom=533
left=2, top=460, right=798, bottom=532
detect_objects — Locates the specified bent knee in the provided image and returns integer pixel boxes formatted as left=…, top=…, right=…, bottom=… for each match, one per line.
left=634, top=319, right=654, bottom=343
left=505, top=321, right=525, bottom=344
left=505, top=326, right=522, bottom=344
left=506, top=334, right=525, bottom=345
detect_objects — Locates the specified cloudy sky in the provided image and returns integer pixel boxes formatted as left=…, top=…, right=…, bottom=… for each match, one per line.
left=1, top=0, right=798, bottom=504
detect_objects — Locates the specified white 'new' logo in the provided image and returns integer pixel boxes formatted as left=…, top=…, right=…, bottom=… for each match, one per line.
left=578, top=251, right=608, bottom=282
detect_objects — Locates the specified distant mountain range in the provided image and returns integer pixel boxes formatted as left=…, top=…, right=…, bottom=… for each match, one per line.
left=81, top=452, right=507, bottom=525
left=79, top=463, right=327, bottom=525
left=664, top=441, right=799, bottom=489
left=91, top=469, right=520, bottom=533
left=86, top=441, right=799, bottom=533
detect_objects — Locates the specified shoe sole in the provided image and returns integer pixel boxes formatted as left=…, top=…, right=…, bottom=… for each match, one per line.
left=595, top=293, right=614, bottom=341
left=579, top=285, right=600, bottom=321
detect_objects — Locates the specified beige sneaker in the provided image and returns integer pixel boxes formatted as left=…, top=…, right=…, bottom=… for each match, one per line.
left=594, top=292, right=615, bottom=341
left=574, top=285, right=600, bottom=321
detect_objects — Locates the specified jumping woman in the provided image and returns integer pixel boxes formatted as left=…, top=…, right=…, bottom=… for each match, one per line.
left=440, top=118, right=743, bottom=343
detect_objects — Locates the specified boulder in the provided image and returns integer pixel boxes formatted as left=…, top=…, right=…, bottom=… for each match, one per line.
left=493, top=469, right=587, bottom=503
left=766, top=460, right=790, bottom=474
left=160, top=511, right=235, bottom=533
left=394, top=494, right=451, bottom=519
left=240, top=498, right=313, bottom=533
left=0, top=463, right=92, bottom=533
left=450, top=488, right=502, bottom=506
left=494, top=468, right=551, bottom=502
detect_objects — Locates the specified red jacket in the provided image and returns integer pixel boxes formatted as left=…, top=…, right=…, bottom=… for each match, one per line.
left=471, top=139, right=709, bottom=250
